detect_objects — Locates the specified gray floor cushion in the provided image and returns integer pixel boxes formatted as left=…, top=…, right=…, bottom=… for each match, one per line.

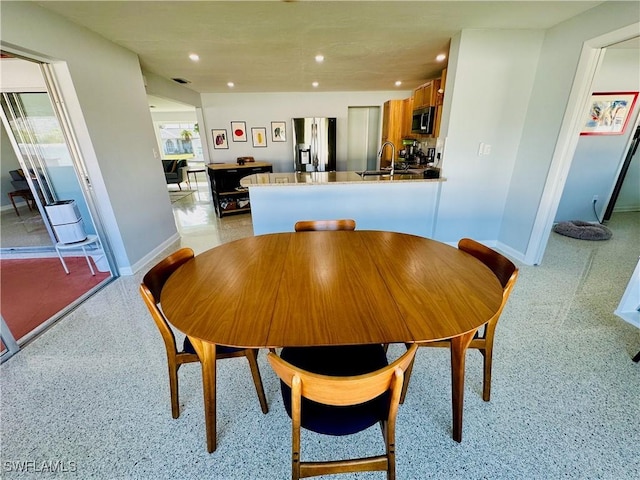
left=553, top=220, right=612, bottom=241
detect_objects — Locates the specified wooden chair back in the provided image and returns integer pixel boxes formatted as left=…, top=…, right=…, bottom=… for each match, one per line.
left=140, top=248, right=196, bottom=356
left=140, top=247, right=269, bottom=440
left=267, top=344, right=417, bottom=480
left=142, top=247, right=195, bottom=304
left=139, top=248, right=199, bottom=418
left=458, top=238, right=518, bottom=292
left=400, top=239, right=519, bottom=404
left=294, top=219, right=356, bottom=232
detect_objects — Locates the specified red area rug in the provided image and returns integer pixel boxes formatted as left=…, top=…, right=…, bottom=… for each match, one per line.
left=0, top=257, right=110, bottom=342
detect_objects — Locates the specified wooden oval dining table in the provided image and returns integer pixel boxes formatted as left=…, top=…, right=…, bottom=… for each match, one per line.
left=161, top=230, right=503, bottom=453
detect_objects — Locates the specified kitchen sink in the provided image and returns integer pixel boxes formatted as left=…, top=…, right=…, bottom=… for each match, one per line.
left=356, top=170, right=390, bottom=176
left=356, top=169, right=422, bottom=177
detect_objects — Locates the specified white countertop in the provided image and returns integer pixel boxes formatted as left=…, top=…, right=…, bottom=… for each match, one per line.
left=240, top=170, right=445, bottom=187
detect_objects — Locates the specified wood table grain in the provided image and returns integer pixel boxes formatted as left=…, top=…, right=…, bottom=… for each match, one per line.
left=162, top=231, right=503, bottom=452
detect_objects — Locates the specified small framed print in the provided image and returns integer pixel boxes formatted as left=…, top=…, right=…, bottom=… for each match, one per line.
left=212, top=129, right=228, bottom=149
left=271, top=121, right=286, bottom=142
left=252, top=127, right=267, bottom=147
left=231, top=121, right=247, bottom=142
left=581, top=92, right=638, bottom=135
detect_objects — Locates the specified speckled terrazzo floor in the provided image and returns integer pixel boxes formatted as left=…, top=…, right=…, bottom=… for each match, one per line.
left=1, top=187, right=638, bottom=479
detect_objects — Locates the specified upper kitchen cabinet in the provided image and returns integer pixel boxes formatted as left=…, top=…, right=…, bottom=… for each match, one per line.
left=413, top=80, right=436, bottom=109
left=413, top=69, right=447, bottom=109
left=433, top=68, right=447, bottom=137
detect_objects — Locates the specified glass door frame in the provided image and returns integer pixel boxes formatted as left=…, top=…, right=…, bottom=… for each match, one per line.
left=0, top=54, right=118, bottom=361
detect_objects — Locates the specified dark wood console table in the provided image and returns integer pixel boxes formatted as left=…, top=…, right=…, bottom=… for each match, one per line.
left=206, top=162, right=272, bottom=217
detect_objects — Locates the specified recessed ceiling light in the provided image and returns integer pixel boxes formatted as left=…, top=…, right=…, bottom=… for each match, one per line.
left=436, top=53, right=447, bottom=62
left=312, top=81, right=319, bottom=88
left=395, top=81, right=402, bottom=87
left=189, top=53, right=200, bottom=61
left=315, top=55, right=324, bottom=63
left=227, top=82, right=234, bottom=88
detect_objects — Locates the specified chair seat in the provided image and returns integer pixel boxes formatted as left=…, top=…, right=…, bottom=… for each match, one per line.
left=280, top=344, right=389, bottom=436
left=182, top=336, right=245, bottom=356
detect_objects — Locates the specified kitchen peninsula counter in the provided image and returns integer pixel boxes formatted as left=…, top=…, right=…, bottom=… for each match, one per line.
left=241, top=170, right=445, bottom=237
left=240, top=170, right=445, bottom=186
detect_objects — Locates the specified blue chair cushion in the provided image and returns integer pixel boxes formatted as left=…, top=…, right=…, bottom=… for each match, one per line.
left=279, top=344, right=389, bottom=436
left=183, top=336, right=245, bottom=356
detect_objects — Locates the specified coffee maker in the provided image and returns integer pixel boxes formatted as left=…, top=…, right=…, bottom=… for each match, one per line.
left=402, top=139, right=418, bottom=163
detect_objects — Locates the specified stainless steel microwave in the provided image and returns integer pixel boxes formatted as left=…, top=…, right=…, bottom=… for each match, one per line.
left=411, top=106, right=435, bottom=134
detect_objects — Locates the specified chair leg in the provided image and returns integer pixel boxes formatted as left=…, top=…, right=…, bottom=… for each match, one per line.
left=245, top=350, right=269, bottom=414
left=291, top=378, right=302, bottom=480
left=9, top=193, right=20, bottom=216
left=481, top=346, right=493, bottom=402
left=381, top=419, right=396, bottom=480
left=450, top=330, right=475, bottom=443
left=399, top=343, right=415, bottom=404
left=55, top=246, right=70, bottom=274
left=168, top=361, right=180, bottom=419
left=633, top=350, right=640, bottom=362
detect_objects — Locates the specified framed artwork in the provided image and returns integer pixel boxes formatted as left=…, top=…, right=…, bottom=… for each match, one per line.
left=251, top=127, right=267, bottom=147
left=271, top=121, right=287, bottom=142
left=581, top=92, right=638, bottom=135
left=211, top=129, right=228, bottom=149
left=231, top=121, right=247, bottom=142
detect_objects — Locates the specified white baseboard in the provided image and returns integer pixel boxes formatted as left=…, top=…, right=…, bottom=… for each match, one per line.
left=612, top=206, right=640, bottom=213
left=123, top=232, right=181, bottom=276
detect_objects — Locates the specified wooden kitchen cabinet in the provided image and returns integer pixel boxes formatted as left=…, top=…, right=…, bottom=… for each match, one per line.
left=413, top=69, right=446, bottom=109
left=433, top=68, right=447, bottom=137
left=381, top=100, right=406, bottom=166
left=402, top=97, right=413, bottom=137
left=207, top=162, right=272, bottom=217
left=413, top=80, right=435, bottom=109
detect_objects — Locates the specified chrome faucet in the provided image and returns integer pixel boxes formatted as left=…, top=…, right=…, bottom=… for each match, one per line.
left=378, top=141, right=395, bottom=176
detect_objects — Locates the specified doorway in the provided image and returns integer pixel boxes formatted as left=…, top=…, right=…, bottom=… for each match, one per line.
left=347, top=106, right=380, bottom=172
left=0, top=54, right=115, bottom=362
left=526, top=26, right=640, bottom=266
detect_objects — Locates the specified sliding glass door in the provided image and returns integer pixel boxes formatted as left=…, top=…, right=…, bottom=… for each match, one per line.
left=0, top=58, right=115, bottom=361
left=1, top=92, right=72, bottom=247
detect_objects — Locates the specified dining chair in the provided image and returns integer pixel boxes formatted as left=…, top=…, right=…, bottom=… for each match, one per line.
left=400, top=238, right=519, bottom=404
left=294, top=219, right=356, bottom=232
left=139, top=247, right=269, bottom=419
left=268, top=343, right=418, bottom=480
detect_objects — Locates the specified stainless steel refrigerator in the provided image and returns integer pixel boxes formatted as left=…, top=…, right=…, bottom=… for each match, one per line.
left=292, top=117, right=337, bottom=172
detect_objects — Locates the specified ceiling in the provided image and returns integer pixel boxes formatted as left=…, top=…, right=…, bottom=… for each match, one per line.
left=32, top=1, right=612, bottom=94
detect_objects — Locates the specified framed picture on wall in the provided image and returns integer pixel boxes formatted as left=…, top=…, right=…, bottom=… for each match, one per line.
left=212, top=129, right=228, bottom=149
left=271, top=121, right=286, bottom=142
left=231, top=121, right=247, bottom=142
left=581, top=92, right=638, bottom=135
left=251, top=127, right=267, bottom=147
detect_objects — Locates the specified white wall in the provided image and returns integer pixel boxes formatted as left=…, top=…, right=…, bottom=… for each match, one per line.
left=555, top=48, right=640, bottom=221
left=434, top=29, right=545, bottom=244
left=1, top=1, right=180, bottom=273
left=499, top=1, right=640, bottom=256
left=200, top=91, right=409, bottom=172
